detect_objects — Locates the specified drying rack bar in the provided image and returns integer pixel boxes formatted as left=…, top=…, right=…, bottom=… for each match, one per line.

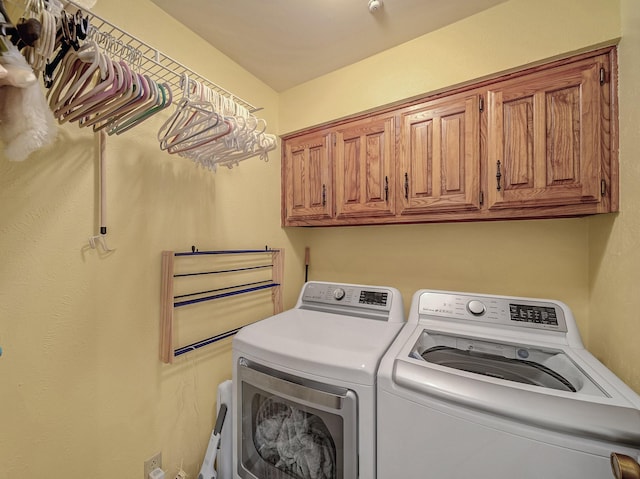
left=174, top=282, right=279, bottom=308
left=175, top=279, right=274, bottom=300
left=174, top=327, right=243, bottom=358
left=174, top=264, right=271, bottom=278
left=175, top=249, right=280, bottom=256
left=174, top=264, right=272, bottom=278
left=64, top=0, right=258, bottom=112
left=160, top=248, right=284, bottom=363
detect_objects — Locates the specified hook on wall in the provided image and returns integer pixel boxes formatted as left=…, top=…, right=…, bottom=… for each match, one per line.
left=88, top=234, right=115, bottom=252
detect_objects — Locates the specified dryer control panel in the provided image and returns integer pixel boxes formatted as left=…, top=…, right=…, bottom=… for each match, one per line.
left=417, top=291, right=568, bottom=332
left=299, top=282, right=404, bottom=322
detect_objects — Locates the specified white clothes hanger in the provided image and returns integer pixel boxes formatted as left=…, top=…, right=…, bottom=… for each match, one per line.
left=56, top=50, right=118, bottom=122
left=48, top=40, right=103, bottom=113
left=72, top=60, right=139, bottom=127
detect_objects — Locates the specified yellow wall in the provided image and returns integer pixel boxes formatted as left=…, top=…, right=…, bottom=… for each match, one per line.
left=0, top=1, right=306, bottom=478
left=0, top=0, right=633, bottom=478
left=280, top=0, right=621, bottom=133
left=588, top=0, right=640, bottom=392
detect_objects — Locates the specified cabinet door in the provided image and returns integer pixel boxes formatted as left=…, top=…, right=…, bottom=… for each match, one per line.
left=335, top=115, right=395, bottom=219
left=283, top=132, right=332, bottom=223
left=486, top=57, right=604, bottom=210
left=398, top=94, right=481, bottom=215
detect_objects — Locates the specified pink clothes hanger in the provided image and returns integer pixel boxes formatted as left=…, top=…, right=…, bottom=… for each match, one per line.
left=78, top=62, right=135, bottom=126
left=89, top=71, right=151, bottom=130
left=56, top=51, right=119, bottom=123
left=110, top=81, right=173, bottom=134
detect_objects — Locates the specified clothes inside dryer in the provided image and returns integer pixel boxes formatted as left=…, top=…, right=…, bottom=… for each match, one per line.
left=253, top=395, right=336, bottom=479
left=410, top=330, right=607, bottom=397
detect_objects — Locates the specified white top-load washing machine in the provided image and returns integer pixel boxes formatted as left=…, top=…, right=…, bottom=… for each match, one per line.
left=377, top=289, right=640, bottom=479
left=233, top=281, right=405, bottom=479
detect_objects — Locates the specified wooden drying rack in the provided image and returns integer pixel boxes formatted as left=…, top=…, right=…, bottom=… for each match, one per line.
left=160, top=248, right=284, bottom=363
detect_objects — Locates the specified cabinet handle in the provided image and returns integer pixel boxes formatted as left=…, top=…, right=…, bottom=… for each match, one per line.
left=384, top=176, right=389, bottom=202
left=404, top=172, right=409, bottom=200
left=322, top=184, right=326, bottom=206
left=496, top=160, right=502, bottom=191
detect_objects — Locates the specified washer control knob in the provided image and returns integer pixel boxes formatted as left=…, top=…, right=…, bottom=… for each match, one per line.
left=467, top=300, right=486, bottom=316
left=333, top=288, right=346, bottom=301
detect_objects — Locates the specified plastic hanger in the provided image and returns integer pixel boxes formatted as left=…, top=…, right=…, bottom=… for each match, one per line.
left=90, top=71, right=150, bottom=131
left=48, top=41, right=103, bottom=114
left=110, top=80, right=173, bottom=134
left=56, top=51, right=118, bottom=123
left=158, top=97, right=221, bottom=149
left=80, top=62, right=137, bottom=126
left=168, top=117, right=232, bottom=155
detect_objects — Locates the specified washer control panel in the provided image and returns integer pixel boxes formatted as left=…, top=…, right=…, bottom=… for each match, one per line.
left=418, top=291, right=567, bottom=332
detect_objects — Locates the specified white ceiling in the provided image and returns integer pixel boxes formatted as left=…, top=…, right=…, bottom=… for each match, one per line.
left=150, top=0, right=507, bottom=92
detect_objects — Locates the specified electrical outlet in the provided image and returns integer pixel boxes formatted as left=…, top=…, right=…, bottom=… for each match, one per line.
left=144, top=452, right=162, bottom=478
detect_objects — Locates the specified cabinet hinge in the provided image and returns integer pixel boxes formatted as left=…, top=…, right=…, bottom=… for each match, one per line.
left=601, top=179, right=607, bottom=196
left=600, top=67, right=606, bottom=85
left=479, top=191, right=484, bottom=206
left=479, top=96, right=484, bottom=112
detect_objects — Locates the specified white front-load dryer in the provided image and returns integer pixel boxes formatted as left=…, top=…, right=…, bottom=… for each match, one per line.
left=377, top=289, right=640, bottom=479
left=233, top=281, right=405, bottom=479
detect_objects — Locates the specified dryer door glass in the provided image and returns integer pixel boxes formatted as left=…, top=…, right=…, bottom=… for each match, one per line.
left=237, top=360, right=357, bottom=479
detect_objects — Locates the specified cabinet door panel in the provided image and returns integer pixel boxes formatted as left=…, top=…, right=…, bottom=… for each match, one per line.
left=487, top=59, right=602, bottom=210
left=284, top=132, right=332, bottom=222
left=335, top=116, right=395, bottom=218
left=546, top=87, right=581, bottom=184
left=503, top=96, right=534, bottom=188
left=399, top=94, right=480, bottom=214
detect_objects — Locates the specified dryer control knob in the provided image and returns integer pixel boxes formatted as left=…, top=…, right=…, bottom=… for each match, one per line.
left=467, top=300, right=486, bottom=316
left=333, top=288, right=346, bottom=301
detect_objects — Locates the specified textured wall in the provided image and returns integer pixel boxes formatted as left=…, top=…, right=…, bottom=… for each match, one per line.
left=0, top=1, right=631, bottom=479
left=588, top=0, right=640, bottom=392
left=0, top=1, right=305, bottom=478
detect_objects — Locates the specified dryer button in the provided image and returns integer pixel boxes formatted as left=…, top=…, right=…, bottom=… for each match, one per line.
left=333, top=288, right=346, bottom=301
left=467, top=300, right=486, bottom=316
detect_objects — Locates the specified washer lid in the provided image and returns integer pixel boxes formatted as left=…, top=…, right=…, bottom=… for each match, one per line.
left=411, top=330, right=605, bottom=396
left=421, top=346, right=577, bottom=392
left=388, top=328, right=640, bottom=445
left=233, top=308, right=404, bottom=385
left=393, top=357, right=640, bottom=445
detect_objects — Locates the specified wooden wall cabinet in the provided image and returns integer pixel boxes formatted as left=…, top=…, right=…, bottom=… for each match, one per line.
left=486, top=54, right=612, bottom=215
left=281, top=47, right=618, bottom=227
left=282, top=131, right=333, bottom=222
left=334, top=114, right=396, bottom=220
left=398, top=93, right=482, bottom=216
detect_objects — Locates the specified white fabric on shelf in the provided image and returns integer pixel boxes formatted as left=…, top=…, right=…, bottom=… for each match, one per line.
left=0, top=44, right=57, bottom=161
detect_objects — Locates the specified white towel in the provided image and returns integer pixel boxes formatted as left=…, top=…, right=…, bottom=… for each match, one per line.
left=0, top=44, right=57, bottom=161
left=254, top=397, right=336, bottom=479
